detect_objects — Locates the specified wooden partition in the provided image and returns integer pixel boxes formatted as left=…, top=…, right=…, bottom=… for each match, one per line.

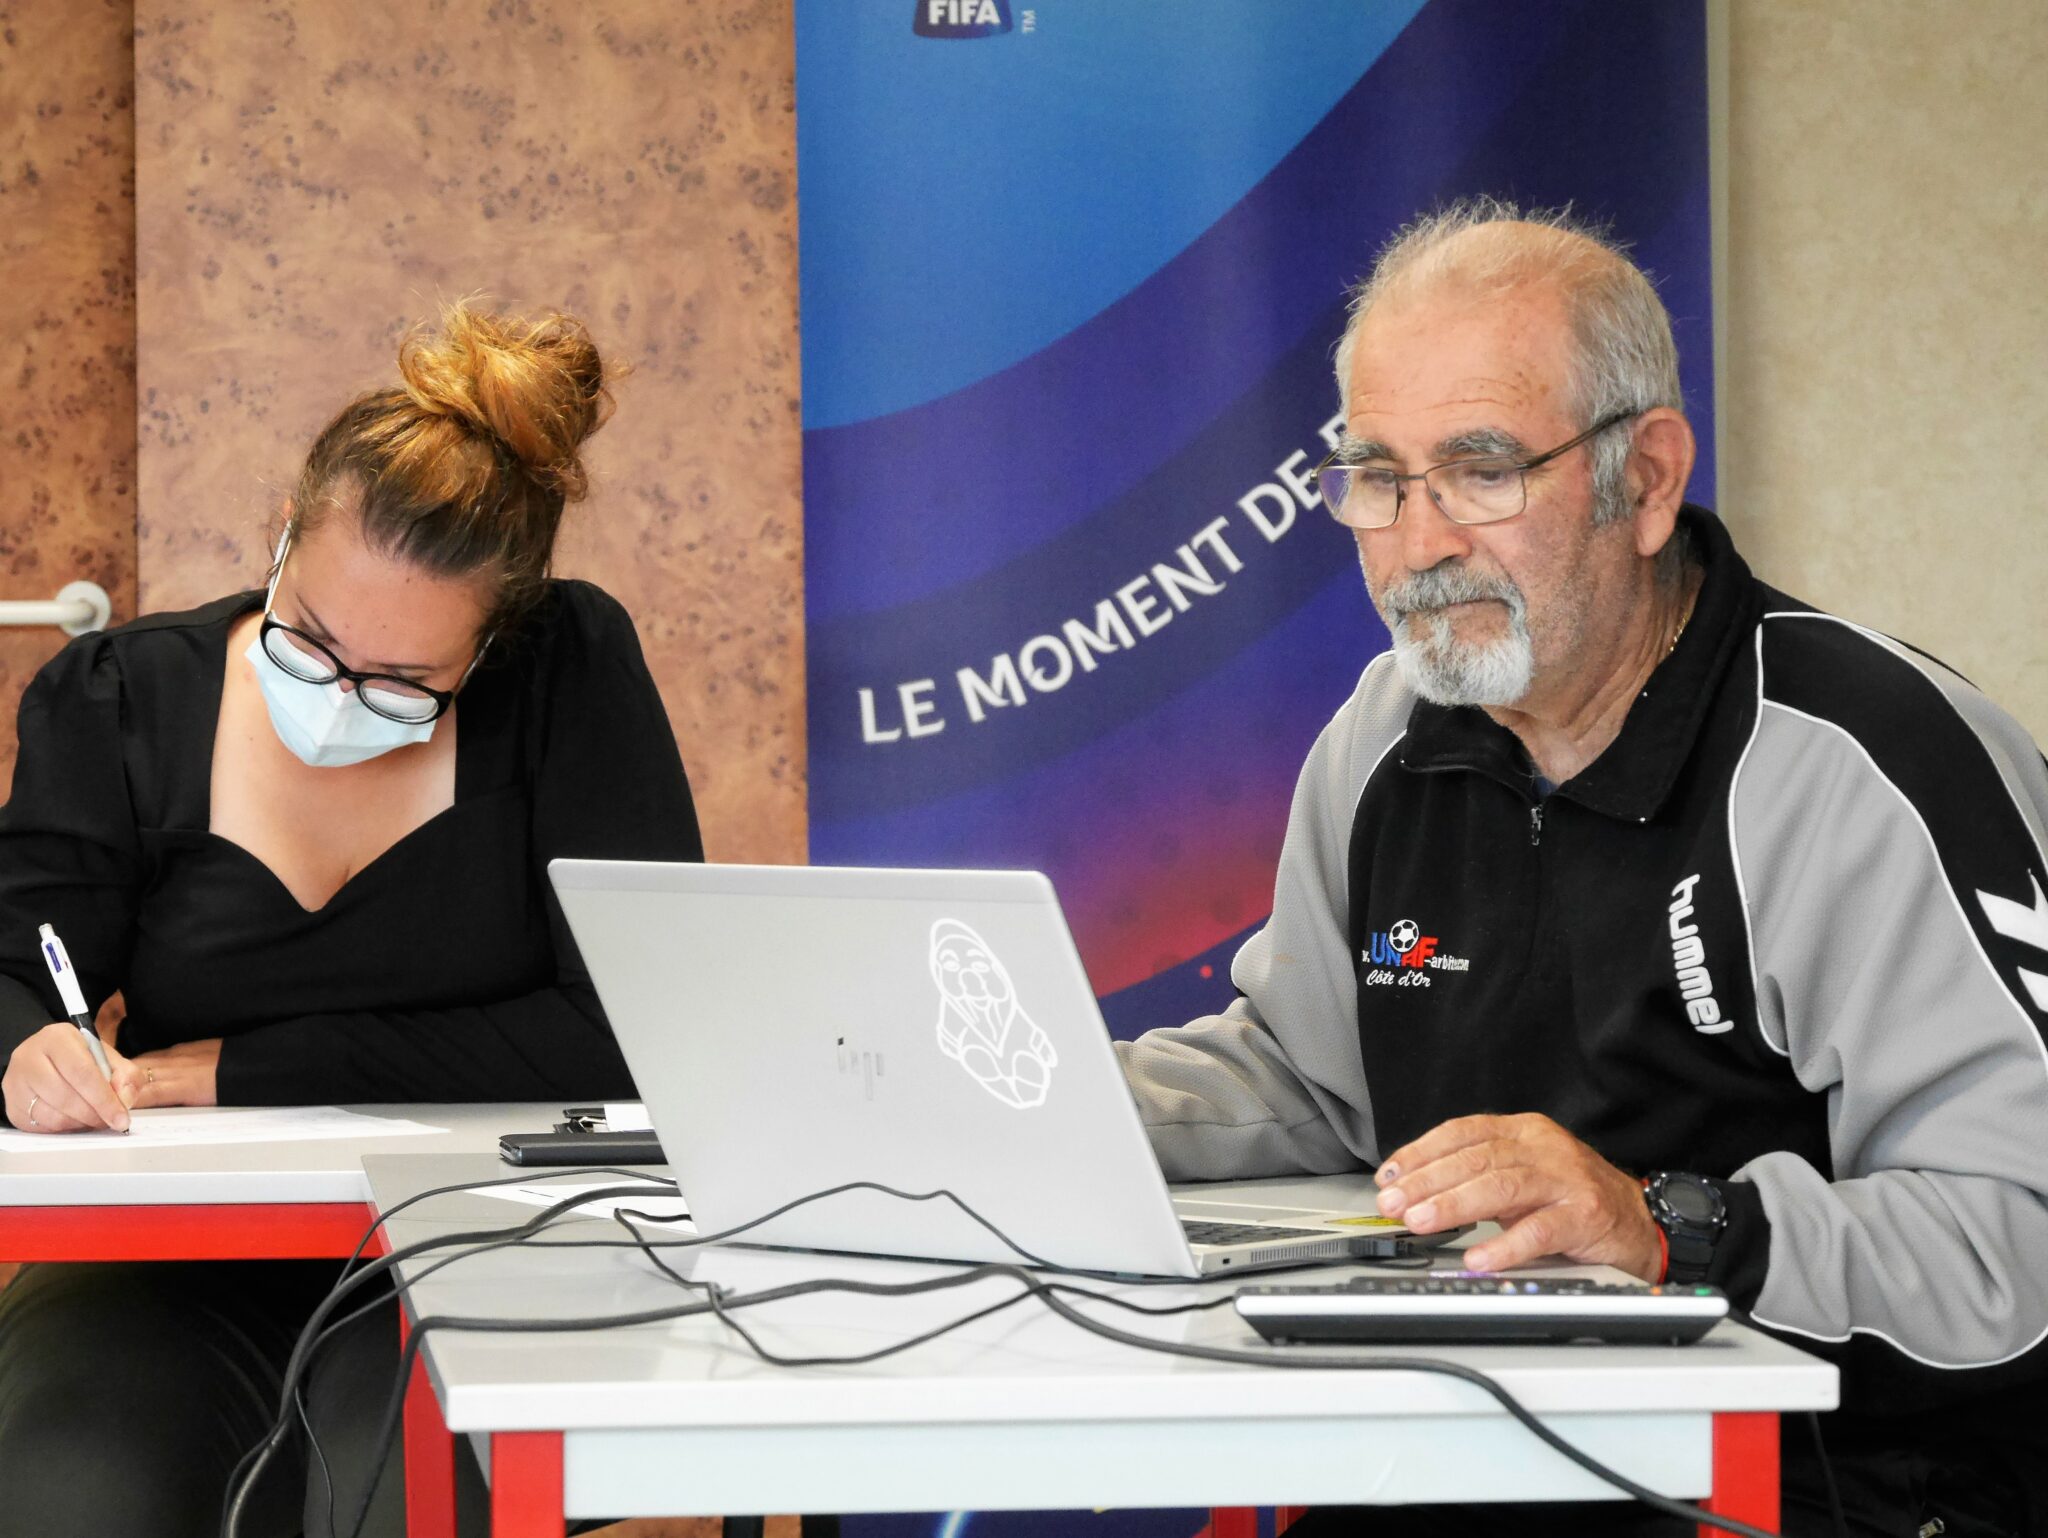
left=128, top=0, right=807, bottom=863
left=0, top=0, right=139, bottom=795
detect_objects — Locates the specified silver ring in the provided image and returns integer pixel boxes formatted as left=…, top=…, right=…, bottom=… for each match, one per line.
left=27, top=1094, right=39, bottom=1126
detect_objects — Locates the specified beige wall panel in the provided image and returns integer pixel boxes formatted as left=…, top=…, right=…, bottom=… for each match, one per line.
left=133, top=0, right=804, bottom=862
left=1721, top=2, right=2048, bottom=741
left=0, top=0, right=137, bottom=794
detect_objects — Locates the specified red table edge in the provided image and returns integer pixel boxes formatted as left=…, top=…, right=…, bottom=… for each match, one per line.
left=493, top=1431, right=566, bottom=1538
left=1203, top=1507, right=1309, bottom=1536
left=1700, top=1410, right=1779, bottom=1535
left=0, top=1200, right=380, bottom=1261
left=404, top=1310, right=466, bottom=1538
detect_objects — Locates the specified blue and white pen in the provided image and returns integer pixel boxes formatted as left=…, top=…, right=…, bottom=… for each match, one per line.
left=38, top=923, right=114, bottom=1081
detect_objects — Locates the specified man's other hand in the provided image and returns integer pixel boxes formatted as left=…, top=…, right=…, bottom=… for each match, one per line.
left=1374, top=1112, right=1665, bottom=1280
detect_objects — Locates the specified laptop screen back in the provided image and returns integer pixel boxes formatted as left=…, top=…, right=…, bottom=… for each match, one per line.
left=550, top=861, right=1199, bottom=1276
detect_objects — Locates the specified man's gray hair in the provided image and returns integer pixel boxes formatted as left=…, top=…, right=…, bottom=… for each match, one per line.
left=1332, top=198, right=1684, bottom=531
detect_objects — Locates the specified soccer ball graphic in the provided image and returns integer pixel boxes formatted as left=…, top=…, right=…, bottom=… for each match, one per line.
left=1388, top=919, right=1420, bottom=955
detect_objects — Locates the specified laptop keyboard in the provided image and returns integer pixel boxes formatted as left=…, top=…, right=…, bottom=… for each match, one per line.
left=1181, top=1220, right=1333, bottom=1247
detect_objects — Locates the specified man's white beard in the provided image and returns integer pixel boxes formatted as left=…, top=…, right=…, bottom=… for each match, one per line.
left=1374, top=563, right=1535, bottom=707
left=1390, top=613, right=1534, bottom=706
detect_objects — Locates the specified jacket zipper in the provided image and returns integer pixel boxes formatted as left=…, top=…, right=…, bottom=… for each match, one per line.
left=1529, top=802, right=1545, bottom=846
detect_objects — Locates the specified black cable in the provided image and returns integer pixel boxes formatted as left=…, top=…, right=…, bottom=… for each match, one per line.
left=370, top=1260, right=1789, bottom=1538
left=613, top=1177, right=1072, bottom=1269
left=319, top=1181, right=1392, bottom=1538
left=612, top=1207, right=1241, bottom=1356
left=298, top=1388, right=336, bottom=1538
left=1807, top=1410, right=1850, bottom=1538
left=1028, top=1283, right=1786, bottom=1538
left=233, top=1172, right=1790, bottom=1538
left=611, top=1209, right=1237, bottom=1370
left=606, top=1207, right=1788, bottom=1538
left=337, top=1163, right=679, bottom=1271
left=292, top=1186, right=742, bottom=1538
left=340, top=1255, right=1240, bottom=1538
left=247, top=1172, right=1071, bottom=1538
left=305, top=1224, right=680, bottom=1538
left=613, top=1208, right=1241, bottom=1329
left=222, top=1167, right=674, bottom=1538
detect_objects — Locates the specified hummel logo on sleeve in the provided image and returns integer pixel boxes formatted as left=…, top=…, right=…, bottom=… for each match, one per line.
left=1975, top=875, right=2048, bottom=1012
left=1669, top=874, right=1732, bottom=1035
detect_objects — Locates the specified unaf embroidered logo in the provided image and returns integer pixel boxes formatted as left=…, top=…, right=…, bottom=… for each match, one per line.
left=1361, top=918, right=1470, bottom=987
left=914, top=0, right=1013, bottom=38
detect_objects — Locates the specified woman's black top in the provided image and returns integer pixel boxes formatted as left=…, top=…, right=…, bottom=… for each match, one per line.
left=0, top=580, right=702, bottom=1113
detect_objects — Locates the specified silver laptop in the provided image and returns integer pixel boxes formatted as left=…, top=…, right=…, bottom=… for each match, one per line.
left=549, top=861, right=1426, bottom=1279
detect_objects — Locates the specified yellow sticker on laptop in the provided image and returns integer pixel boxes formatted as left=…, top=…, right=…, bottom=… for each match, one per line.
left=1329, top=1215, right=1406, bottom=1228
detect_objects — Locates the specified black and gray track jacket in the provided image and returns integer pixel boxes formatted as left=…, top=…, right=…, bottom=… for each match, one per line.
left=1118, top=507, right=2048, bottom=1451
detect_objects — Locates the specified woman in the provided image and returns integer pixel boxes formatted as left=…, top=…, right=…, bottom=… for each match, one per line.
left=0, top=303, right=702, bottom=1536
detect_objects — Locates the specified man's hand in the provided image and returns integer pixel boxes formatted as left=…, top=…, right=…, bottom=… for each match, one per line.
left=127, top=1038, right=222, bottom=1110
left=4, top=1023, right=134, bottom=1133
left=1374, top=1112, right=1665, bottom=1280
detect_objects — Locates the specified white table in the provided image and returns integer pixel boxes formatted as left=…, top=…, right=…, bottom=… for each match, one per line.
left=0, top=1104, right=555, bottom=1260
left=0, top=1105, right=643, bottom=1538
left=369, top=1156, right=1836, bottom=1538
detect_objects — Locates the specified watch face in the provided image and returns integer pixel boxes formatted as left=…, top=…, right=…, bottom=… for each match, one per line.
left=1665, top=1179, right=1719, bottom=1224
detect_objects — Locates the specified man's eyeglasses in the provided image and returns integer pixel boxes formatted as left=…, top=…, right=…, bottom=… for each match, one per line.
left=1312, top=410, right=1639, bottom=531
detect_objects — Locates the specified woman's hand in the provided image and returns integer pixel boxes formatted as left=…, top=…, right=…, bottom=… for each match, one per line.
left=4, top=1022, right=135, bottom=1133
left=127, top=1039, right=222, bottom=1110
left=4, top=1015, right=223, bottom=1132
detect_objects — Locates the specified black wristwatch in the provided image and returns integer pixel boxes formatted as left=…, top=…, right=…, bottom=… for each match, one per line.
left=1643, top=1171, right=1727, bottom=1285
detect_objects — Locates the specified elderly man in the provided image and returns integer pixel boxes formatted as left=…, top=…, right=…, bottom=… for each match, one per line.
left=1117, top=203, right=2048, bottom=1537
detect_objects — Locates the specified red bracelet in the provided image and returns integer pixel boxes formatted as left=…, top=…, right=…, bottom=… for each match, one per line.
left=1643, top=1175, right=1670, bottom=1283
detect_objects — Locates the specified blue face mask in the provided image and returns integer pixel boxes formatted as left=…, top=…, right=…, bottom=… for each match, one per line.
left=244, top=632, right=437, bottom=769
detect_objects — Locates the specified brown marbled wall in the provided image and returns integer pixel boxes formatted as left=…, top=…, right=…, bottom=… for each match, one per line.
left=132, top=0, right=805, bottom=863
left=0, top=0, right=137, bottom=795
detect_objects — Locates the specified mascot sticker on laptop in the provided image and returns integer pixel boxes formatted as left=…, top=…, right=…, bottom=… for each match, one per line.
left=929, top=919, right=1059, bottom=1109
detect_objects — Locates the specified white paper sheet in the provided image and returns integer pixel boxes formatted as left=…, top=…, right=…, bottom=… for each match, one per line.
left=0, top=1105, right=444, bottom=1155
left=477, top=1176, right=692, bottom=1229
left=601, top=1101, right=653, bottom=1132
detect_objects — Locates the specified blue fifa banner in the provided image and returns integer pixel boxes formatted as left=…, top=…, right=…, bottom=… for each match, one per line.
left=797, top=0, right=1711, bottom=1522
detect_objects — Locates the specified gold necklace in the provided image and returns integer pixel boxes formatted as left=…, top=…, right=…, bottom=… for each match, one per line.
left=1668, top=589, right=1698, bottom=656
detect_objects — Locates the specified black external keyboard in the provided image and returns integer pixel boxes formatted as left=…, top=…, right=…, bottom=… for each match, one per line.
left=1235, top=1273, right=1729, bottom=1345
left=1182, top=1220, right=1333, bottom=1246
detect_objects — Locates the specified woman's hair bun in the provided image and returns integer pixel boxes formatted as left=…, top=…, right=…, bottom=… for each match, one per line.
left=396, top=300, right=613, bottom=500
